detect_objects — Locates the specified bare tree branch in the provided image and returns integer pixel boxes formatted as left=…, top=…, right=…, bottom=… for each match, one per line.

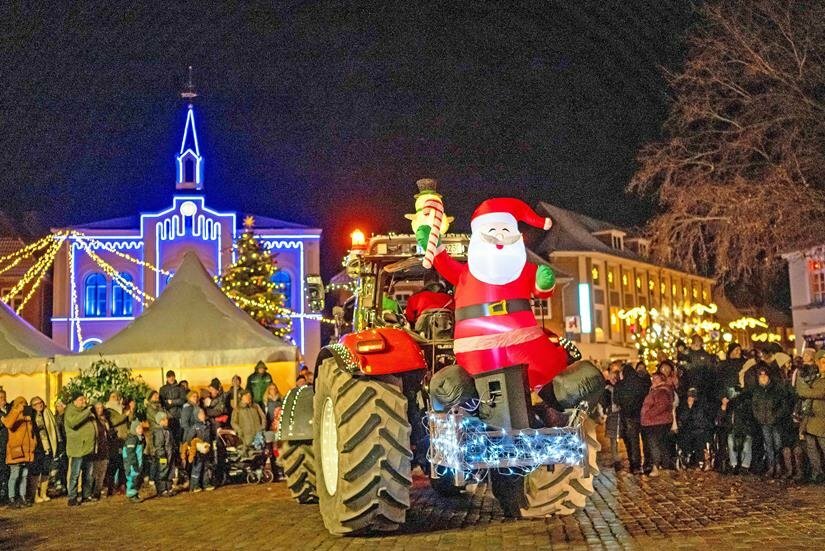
left=629, top=1, right=825, bottom=302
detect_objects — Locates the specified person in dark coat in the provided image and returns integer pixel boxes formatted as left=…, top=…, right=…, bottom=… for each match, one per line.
left=152, top=411, right=175, bottom=497
left=184, top=408, right=214, bottom=492
left=717, top=386, right=755, bottom=474
left=614, top=363, right=651, bottom=474
left=752, top=366, right=791, bottom=478
left=796, top=350, right=825, bottom=483
left=0, top=390, right=10, bottom=505
left=159, top=371, right=186, bottom=440
left=600, top=361, right=623, bottom=471
left=641, top=373, right=675, bottom=477
left=677, top=388, right=711, bottom=468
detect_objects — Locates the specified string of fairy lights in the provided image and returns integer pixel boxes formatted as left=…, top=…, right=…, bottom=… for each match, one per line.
left=0, top=230, right=339, bottom=347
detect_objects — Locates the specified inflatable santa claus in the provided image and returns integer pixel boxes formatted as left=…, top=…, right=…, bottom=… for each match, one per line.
left=418, top=197, right=569, bottom=391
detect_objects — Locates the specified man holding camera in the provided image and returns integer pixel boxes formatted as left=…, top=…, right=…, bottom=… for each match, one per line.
left=64, top=392, right=97, bottom=506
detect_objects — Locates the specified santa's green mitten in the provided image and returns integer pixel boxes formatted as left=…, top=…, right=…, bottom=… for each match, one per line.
left=536, top=265, right=556, bottom=290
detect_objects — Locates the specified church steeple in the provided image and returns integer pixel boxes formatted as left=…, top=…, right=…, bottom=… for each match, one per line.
left=176, top=66, right=203, bottom=192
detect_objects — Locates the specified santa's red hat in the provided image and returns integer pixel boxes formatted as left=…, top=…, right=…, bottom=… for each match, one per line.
left=471, top=198, right=552, bottom=232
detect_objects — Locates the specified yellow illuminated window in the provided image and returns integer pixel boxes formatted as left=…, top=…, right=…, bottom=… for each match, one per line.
left=622, top=273, right=628, bottom=288
left=608, top=270, right=614, bottom=286
left=636, top=277, right=641, bottom=290
left=591, top=266, right=600, bottom=284
left=672, top=283, right=677, bottom=296
left=702, top=289, right=708, bottom=301
left=660, top=281, right=666, bottom=295
left=648, top=279, right=654, bottom=291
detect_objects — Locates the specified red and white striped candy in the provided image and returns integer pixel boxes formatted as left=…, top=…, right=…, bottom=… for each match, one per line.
left=422, top=198, right=444, bottom=269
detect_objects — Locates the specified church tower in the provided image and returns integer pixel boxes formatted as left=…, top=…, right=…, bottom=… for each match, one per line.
left=176, top=66, right=203, bottom=192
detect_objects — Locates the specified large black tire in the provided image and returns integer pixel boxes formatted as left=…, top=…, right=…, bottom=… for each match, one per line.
left=313, top=357, right=413, bottom=535
left=490, top=416, right=601, bottom=518
left=278, top=440, right=317, bottom=503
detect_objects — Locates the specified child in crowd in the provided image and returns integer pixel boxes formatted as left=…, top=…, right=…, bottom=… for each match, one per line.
left=123, top=421, right=145, bottom=503
left=185, top=408, right=214, bottom=492
left=152, top=412, right=175, bottom=497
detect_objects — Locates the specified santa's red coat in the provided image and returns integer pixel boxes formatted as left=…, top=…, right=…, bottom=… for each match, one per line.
left=432, top=250, right=567, bottom=390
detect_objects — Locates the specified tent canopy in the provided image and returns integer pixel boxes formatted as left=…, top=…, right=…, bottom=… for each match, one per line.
left=0, top=299, right=68, bottom=375
left=54, top=251, right=297, bottom=372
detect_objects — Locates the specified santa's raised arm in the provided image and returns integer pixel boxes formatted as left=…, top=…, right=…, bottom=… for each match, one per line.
left=418, top=198, right=568, bottom=391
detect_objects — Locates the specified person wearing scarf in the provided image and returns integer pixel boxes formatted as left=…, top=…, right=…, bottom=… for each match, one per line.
left=30, top=396, right=60, bottom=503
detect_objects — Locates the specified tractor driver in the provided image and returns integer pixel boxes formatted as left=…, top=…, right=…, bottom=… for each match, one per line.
left=404, top=274, right=455, bottom=327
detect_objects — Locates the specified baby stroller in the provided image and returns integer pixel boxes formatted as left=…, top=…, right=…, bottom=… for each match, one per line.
left=216, top=428, right=275, bottom=484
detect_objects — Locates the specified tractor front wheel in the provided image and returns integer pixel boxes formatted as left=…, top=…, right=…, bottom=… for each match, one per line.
left=490, top=415, right=600, bottom=517
left=313, top=357, right=413, bottom=535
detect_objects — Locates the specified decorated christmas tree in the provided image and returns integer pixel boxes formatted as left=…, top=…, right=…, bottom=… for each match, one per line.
left=59, top=359, right=152, bottom=415
left=219, top=216, right=292, bottom=338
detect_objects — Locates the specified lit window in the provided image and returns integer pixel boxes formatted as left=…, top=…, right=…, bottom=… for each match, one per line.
left=607, top=270, right=614, bottom=287
left=622, top=273, right=628, bottom=288
left=811, top=261, right=825, bottom=303
left=702, top=289, right=708, bottom=301
left=84, top=273, right=107, bottom=317
left=672, top=283, right=677, bottom=296
left=636, top=277, right=641, bottom=290
left=692, top=286, right=698, bottom=299
left=591, top=266, right=600, bottom=284
left=648, top=279, right=655, bottom=291
left=683, top=286, right=688, bottom=297
left=112, top=273, right=134, bottom=317
left=660, top=281, right=666, bottom=295
left=272, top=270, right=292, bottom=309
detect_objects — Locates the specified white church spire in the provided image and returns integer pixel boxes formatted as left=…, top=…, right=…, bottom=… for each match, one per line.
left=176, top=66, right=203, bottom=192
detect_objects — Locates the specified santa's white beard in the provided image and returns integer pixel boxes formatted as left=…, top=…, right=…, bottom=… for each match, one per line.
left=467, top=234, right=527, bottom=285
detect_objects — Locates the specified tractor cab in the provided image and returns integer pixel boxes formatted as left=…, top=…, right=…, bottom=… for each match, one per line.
left=334, top=232, right=470, bottom=371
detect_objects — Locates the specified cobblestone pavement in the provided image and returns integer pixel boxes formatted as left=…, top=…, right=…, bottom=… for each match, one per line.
left=2, top=466, right=823, bottom=550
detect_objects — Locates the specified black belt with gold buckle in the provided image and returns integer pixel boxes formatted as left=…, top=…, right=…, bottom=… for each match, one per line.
left=455, top=299, right=532, bottom=321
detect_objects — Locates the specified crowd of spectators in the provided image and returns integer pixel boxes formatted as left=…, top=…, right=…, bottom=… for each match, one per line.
left=601, top=335, right=825, bottom=482
left=0, top=361, right=288, bottom=508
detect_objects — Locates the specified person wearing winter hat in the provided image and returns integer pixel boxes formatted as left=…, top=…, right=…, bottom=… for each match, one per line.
left=29, top=396, right=61, bottom=504
left=151, top=411, right=175, bottom=497
left=184, top=408, right=214, bottom=492
left=64, top=392, right=96, bottom=506
left=2, top=396, right=36, bottom=508
left=246, top=361, right=273, bottom=407
left=122, top=420, right=145, bottom=503
left=417, top=197, right=569, bottom=391
left=796, top=349, right=825, bottom=482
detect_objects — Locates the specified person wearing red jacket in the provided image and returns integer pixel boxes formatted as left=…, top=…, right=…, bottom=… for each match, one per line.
left=421, top=198, right=568, bottom=391
left=641, top=373, right=676, bottom=476
left=404, top=282, right=454, bottom=326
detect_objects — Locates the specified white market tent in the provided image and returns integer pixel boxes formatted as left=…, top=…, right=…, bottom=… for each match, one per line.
left=54, top=251, right=299, bottom=392
left=0, top=298, right=69, bottom=401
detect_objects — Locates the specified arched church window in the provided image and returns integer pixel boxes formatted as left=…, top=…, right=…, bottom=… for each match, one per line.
left=84, top=273, right=107, bottom=317
left=272, top=270, right=292, bottom=310
left=184, top=157, right=195, bottom=182
left=112, top=272, right=134, bottom=317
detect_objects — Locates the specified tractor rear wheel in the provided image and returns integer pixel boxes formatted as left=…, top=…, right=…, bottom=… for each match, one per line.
left=314, top=357, right=413, bottom=535
left=490, top=415, right=600, bottom=517
left=278, top=440, right=317, bottom=503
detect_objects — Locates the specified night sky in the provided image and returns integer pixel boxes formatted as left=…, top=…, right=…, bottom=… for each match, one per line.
left=0, top=2, right=695, bottom=277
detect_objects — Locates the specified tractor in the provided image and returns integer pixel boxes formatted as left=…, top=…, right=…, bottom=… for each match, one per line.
left=276, top=232, right=603, bottom=536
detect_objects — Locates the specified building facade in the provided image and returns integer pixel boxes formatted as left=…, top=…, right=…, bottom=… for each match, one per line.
left=50, top=101, right=322, bottom=363
left=782, top=243, right=825, bottom=351
left=0, top=237, right=52, bottom=334
left=534, top=202, right=716, bottom=361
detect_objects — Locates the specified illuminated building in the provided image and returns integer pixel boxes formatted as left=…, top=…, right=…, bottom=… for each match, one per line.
left=49, top=88, right=321, bottom=363
left=782, top=242, right=825, bottom=351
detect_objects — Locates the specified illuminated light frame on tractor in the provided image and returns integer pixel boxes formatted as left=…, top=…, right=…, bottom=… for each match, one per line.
left=426, top=406, right=587, bottom=481
left=578, top=283, right=592, bottom=334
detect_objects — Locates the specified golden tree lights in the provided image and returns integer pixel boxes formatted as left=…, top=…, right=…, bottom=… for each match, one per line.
left=618, top=302, right=727, bottom=365
left=217, top=222, right=292, bottom=338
